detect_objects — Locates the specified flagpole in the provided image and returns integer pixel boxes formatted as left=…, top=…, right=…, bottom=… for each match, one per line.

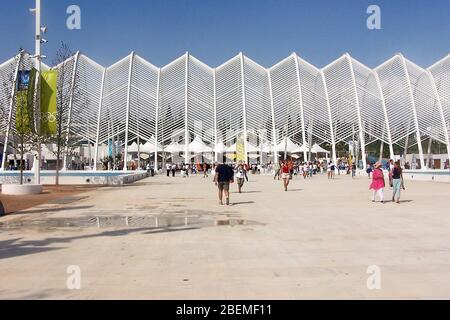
left=36, top=0, right=42, bottom=185
left=31, top=0, right=44, bottom=185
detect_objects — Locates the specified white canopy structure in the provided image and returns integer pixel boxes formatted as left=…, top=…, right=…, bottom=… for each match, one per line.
left=214, top=141, right=226, bottom=154
left=164, top=141, right=184, bottom=153
left=188, top=137, right=213, bottom=154
left=128, top=142, right=139, bottom=153
left=1, top=51, right=450, bottom=171
left=277, top=138, right=301, bottom=153
left=311, top=144, right=330, bottom=154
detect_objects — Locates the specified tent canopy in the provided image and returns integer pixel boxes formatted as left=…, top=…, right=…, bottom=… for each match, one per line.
left=311, top=143, right=330, bottom=154
left=277, top=137, right=301, bottom=153
left=189, top=137, right=213, bottom=153
left=164, top=141, right=184, bottom=153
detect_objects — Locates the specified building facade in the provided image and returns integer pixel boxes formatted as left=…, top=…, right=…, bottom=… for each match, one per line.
left=1, top=51, right=449, bottom=170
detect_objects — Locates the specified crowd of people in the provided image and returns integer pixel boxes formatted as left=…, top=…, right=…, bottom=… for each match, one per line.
left=162, top=157, right=407, bottom=207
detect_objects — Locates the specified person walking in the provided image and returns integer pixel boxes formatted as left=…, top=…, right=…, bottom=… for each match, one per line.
left=352, top=162, right=357, bottom=179
left=166, top=163, right=171, bottom=177
left=281, top=161, right=291, bottom=191
left=171, top=163, right=176, bottom=177
left=302, top=162, right=308, bottom=179
left=391, top=161, right=405, bottom=204
left=235, top=163, right=247, bottom=193
left=370, top=162, right=385, bottom=203
left=203, top=163, right=208, bottom=178
left=273, top=162, right=281, bottom=180
left=214, top=163, right=234, bottom=206
left=366, top=164, right=373, bottom=179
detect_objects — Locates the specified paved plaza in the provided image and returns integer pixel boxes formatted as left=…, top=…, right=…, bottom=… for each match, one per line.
left=1, top=173, right=450, bottom=299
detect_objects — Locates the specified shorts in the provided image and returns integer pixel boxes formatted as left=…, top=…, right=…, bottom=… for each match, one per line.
left=237, top=178, right=245, bottom=186
left=218, top=182, right=230, bottom=192
left=281, top=173, right=290, bottom=179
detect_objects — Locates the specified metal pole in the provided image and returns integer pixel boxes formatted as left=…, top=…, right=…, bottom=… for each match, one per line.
left=213, top=68, right=218, bottom=163
left=184, top=52, right=190, bottom=164
left=123, top=51, right=135, bottom=171
left=1, top=52, right=23, bottom=171
left=93, top=68, right=106, bottom=171
left=400, top=54, right=426, bottom=170
left=427, top=69, right=450, bottom=169
left=293, top=53, right=308, bottom=162
left=267, top=69, right=278, bottom=164
left=34, top=0, right=42, bottom=185
left=320, top=70, right=337, bottom=165
left=239, top=53, right=249, bottom=164
left=154, top=68, right=161, bottom=172
left=62, top=51, right=80, bottom=171
left=373, top=70, right=395, bottom=160
left=346, top=54, right=367, bottom=170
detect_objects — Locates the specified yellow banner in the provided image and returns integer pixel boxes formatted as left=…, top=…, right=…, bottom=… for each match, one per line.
left=40, top=70, right=58, bottom=136
left=236, top=134, right=246, bottom=163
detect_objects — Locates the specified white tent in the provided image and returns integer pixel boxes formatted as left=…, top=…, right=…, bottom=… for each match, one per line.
left=189, top=137, right=213, bottom=153
left=277, top=138, right=301, bottom=153
left=143, top=141, right=163, bottom=153
left=164, top=141, right=184, bottom=153
left=311, top=144, right=330, bottom=154
left=214, top=141, right=226, bottom=153
left=128, top=142, right=139, bottom=153
left=292, top=144, right=310, bottom=153
left=261, top=144, right=273, bottom=153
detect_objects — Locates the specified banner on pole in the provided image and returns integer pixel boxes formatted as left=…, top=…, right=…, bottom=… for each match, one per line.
left=15, top=68, right=37, bottom=134
left=40, top=70, right=58, bottom=136
left=236, top=133, right=246, bottom=163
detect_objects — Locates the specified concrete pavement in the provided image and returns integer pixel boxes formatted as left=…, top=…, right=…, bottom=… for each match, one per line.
left=1, top=172, right=450, bottom=299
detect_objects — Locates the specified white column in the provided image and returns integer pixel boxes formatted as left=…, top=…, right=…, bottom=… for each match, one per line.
left=123, top=52, right=135, bottom=171
left=267, top=68, right=278, bottom=164
left=184, top=52, right=190, bottom=164
left=62, top=51, right=80, bottom=171
left=320, top=70, right=337, bottom=165
left=293, top=53, right=308, bottom=161
left=239, top=53, right=249, bottom=164
left=346, top=54, right=367, bottom=169
left=427, top=69, right=450, bottom=169
left=93, top=68, right=106, bottom=171
left=373, top=70, right=395, bottom=160
left=1, top=52, right=22, bottom=171
left=154, top=68, right=161, bottom=171
left=399, top=54, right=426, bottom=170
left=34, top=0, right=43, bottom=184
left=213, top=68, right=218, bottom=163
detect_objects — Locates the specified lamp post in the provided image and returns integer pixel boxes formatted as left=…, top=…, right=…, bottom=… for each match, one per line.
left=30, top=0, right=47, bottom=185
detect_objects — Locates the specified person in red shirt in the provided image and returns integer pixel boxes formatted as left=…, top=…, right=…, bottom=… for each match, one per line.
left=281, top=161, right=291, bottom=191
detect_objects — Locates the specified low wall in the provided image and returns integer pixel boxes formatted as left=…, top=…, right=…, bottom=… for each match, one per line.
left=0, top=171, right=150, bottom=186
left=402, top=170, right=450, bottom=183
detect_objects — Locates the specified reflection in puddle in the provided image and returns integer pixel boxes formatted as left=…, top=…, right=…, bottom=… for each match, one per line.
left=0, top=213, right=264, bottom=232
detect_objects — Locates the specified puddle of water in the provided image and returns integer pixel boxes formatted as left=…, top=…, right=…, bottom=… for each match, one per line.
left=0, top=213, right=263, bottom=231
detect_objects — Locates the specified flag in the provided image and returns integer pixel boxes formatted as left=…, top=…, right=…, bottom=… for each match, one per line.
left=40, top=70, right=58, bottom=136
left=17, top=70, right=31, bottom=91
left=15, top=68, right=37, bottom=134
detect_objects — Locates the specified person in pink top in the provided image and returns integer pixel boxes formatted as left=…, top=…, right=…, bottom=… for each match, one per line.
left=370, top=162, right=386, bottom=203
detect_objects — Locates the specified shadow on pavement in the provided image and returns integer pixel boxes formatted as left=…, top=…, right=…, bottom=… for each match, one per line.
left=0, top=226, right=198, bottom=260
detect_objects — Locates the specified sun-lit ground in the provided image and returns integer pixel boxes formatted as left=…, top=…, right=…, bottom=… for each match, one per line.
left=1, top=172, right=450, bottom=299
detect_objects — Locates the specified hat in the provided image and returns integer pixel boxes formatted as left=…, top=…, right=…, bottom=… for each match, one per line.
left=374, top=162, right=382, bottom=169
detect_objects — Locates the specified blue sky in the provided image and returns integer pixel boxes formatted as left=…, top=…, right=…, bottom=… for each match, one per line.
left=0, top=0, right=449, bottom=68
